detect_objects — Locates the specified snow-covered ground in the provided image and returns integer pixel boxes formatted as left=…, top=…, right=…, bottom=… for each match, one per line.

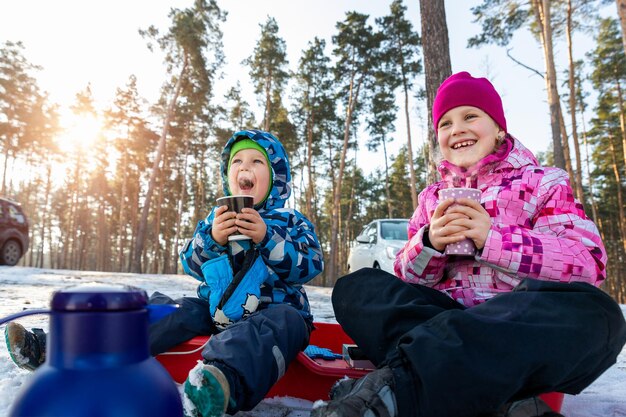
left=0, top=266, right=625, bottom=416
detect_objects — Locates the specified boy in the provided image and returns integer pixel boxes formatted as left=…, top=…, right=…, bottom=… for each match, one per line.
left=6, top=130, right=324, bottom=417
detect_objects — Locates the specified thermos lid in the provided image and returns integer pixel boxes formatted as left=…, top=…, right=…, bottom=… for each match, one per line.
left=51, top=284, right=148, bottom=312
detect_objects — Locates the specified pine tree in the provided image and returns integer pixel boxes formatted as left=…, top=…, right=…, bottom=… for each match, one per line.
left=133, top=0, right=225, bottom=273
left=0, top=41, right=43, bottom=194
left=104, top=75, right=157, bottom=271
left=327, top=11, right=380, bottom=283
left=377, top=0, right=422, bottom=209
left=291, top=37, right=336, bottom=226
left=244, top=16, right=290, bottom=132
left=419, top=0, right=452, bottom=182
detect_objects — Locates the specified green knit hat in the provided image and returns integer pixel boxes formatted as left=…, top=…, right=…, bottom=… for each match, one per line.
left=227, top=138, right=272, bottom=202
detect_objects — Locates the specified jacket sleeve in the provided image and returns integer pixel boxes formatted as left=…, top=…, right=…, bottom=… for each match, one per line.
left=179, top=207, right=228, bottom=282
left=256, top=209, right=324, bottom=285
left=394, top=186, right=449, bottom=286
left=479, top=168, right=606, bottom=286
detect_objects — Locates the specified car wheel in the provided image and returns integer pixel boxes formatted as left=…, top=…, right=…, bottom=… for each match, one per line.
left=1, top=240, right=22, bottom=266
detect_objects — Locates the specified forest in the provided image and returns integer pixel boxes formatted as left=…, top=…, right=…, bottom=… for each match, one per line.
left=1, top=0, right=625, bottom=302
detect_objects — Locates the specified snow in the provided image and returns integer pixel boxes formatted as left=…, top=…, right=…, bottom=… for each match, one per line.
left=1, top=266, right=625, bottom=416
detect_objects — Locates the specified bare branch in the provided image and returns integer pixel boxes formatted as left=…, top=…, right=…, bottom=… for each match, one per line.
left=506, top=48, right=544, bottom=78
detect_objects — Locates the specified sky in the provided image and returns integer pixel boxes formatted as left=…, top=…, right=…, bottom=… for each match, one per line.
left=0, top=0, right=617, bottom=174
left=0, top=266, right=625, bottom=416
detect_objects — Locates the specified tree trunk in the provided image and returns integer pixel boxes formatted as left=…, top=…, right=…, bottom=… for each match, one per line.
left=38, top=163, right=52, bottom=268
left=402, top=76, right=418, bottom=209
left=305, top=109, right=315, bottom=220
left=173, top=142, right=189, bottom=275
left=66, top=153, right=81, bottom=269
left=617, top=0, right=626, bottom=56
left=616, top=79, right=626, bottom=169
left=323, top=131, right=336, bottom=287
left=97, top=194, right=107, bottom=271
left=397, top=34, right=418, bottom=209
left=128, top=189, right=139, bottom=272
left=419, top=0, right=452, bottom=183
left=329, top=73, right=361, bottom=284
left=1, top=147, right=10, bottom=195
left=383, top=137, right=392, bottom=218
left=557, top=104, right=578, bottom=192
left=131, top=54, right=188, bottom=273
left=151, top=161, right=166, bottom=274
left=579, top=113, right=599, bottom=225
left=264, top=71, right=272, bottom=131
left=311, top=158, right=319, bottom=237
left=566, top=0, right=584, bottom=203
left=532, top=0, right=566, bottom=169
left=608, top=133, right=626, bottom=253
left=343, top=156, right=357, bottom=275
left=118, top=130, right=130, bottom=271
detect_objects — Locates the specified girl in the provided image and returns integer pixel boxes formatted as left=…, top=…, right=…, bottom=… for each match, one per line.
left=312, top=72, right=626, bottom=417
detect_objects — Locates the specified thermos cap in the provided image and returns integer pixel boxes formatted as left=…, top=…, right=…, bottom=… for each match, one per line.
left=51, top=284, right=148, bottom=312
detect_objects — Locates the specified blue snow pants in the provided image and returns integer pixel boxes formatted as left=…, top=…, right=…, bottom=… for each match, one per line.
left=148, top=292, right=311, bottom=413
left=332, top=268, right=626, bottom=417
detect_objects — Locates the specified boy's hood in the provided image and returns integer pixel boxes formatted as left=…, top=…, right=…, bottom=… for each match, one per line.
left=221, top=129, right=291, bottom=210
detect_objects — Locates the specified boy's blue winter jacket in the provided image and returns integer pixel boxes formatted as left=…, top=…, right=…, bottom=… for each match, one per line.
left=179, top=130, right=324, bottom=326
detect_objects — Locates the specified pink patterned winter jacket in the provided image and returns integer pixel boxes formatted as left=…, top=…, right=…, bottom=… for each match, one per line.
left=394, top=137, right=606, bottom=306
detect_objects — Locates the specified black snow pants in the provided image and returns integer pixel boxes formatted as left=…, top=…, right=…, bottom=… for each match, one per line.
left=332, top=268, right=626, bottom=417
left=148, top=292, right=311, bottom=412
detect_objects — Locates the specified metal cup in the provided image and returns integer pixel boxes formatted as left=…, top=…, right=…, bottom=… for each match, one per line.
left=216, top=195, right=254, bottom=241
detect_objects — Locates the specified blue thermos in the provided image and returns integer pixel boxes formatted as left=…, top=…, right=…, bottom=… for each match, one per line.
left=2, top=284, right=183, bottom=417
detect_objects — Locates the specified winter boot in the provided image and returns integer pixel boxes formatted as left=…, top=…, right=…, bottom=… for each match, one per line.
left=311, top=366, right=397, bottom=417
left=4, top=322, right=46, bottom=371
left=490, top=396, right=565, bottom=417
left=183, top=362, right=231, bottom=417
left=329, top=377, right=357, bottom=400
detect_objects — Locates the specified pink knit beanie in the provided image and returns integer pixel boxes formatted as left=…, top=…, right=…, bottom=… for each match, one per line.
left=432, top=72, right=507, bottom=134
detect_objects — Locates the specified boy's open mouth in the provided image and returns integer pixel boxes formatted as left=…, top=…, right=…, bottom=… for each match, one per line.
left=451, top=140, right=477, bottom=150
left=238, top=178, right=255, bottom=191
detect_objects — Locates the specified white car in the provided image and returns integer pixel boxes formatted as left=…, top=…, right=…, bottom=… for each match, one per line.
left=347, top=218, right=409, bottom=275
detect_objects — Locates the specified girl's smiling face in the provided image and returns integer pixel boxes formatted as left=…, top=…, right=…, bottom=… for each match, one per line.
left=227, top=148, right=271, bottom=205
left=437, top=105, right=504, bottom=168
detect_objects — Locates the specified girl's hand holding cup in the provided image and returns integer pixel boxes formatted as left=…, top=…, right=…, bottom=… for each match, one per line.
left=429, top=198, right=471, bottom=252
left=430, top=188, right=489, bottom=255
left=445, top=197, right=491, bottom=251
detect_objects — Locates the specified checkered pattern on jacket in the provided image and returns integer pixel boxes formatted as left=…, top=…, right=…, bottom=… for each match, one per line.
left=394, top=137, right=606, bottom=306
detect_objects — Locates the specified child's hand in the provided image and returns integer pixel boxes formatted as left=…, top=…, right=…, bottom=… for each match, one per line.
left=429, top=198, right=472, bottom=252
left=235, top=208, right=267, bottom=244
left=211, top=205, right=238, bottom=246
left=444, top=198, right=492, bottom=249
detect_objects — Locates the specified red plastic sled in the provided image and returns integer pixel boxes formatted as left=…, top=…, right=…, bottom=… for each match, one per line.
left=155, top=322, right=564, bottom=412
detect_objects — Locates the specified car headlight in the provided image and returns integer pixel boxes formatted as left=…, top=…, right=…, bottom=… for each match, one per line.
left=386, top=246, right=401, bottom=259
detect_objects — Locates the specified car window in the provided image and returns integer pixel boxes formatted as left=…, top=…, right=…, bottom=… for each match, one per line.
left=355, top=224, right=373, bottom=243
left=8, top=205, right=26, bottom=224
left=380, top=221, right=409, bottom=241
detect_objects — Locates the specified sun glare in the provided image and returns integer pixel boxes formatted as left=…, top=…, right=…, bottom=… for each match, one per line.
left=42, top=111, right=104, bottom=184
left=59, top=111, right=103, bottom=154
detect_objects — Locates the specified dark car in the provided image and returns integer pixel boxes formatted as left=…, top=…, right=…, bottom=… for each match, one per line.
left=0, top=197, right=29, bottom=266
